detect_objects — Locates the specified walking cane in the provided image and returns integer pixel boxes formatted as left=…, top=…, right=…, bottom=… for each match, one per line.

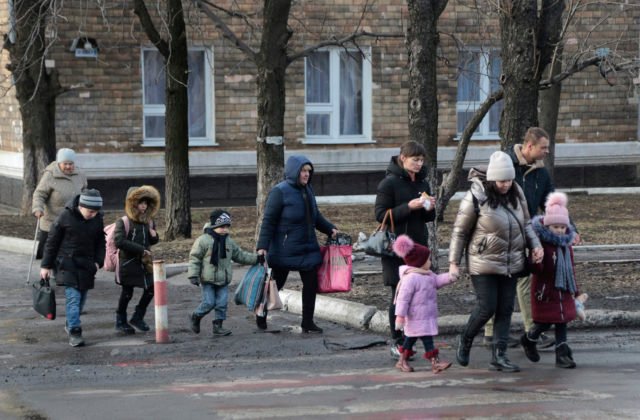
left=26, top=218, right=40, bottom=286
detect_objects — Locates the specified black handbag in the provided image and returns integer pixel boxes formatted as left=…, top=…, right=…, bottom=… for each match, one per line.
left=32, top=278, right=56, bottom=320
left=363, top=209, right=396, bottom=258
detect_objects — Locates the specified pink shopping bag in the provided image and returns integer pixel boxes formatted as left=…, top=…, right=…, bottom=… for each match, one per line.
left=317, top=244, right=352, bottom=293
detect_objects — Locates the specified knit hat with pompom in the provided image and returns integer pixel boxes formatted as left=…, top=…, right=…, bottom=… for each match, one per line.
left=392, top=234, right=431, bottom=268
left=543, top=192, right=570, bottom=226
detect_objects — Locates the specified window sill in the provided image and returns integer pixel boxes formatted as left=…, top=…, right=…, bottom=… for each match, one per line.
left=453, top=135, right=501, bottom=142
left=142, top=139, right=218, bottom=147
left=302, top=138, right=376, bottom=145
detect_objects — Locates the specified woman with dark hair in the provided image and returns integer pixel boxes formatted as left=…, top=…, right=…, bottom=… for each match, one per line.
left=449, top=151, right=543, bottom=372
left=375, top=141, right=437, bottom=359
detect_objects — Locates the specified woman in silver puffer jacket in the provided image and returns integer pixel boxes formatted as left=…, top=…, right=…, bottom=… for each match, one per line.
left=449, top=151, right=543, bottom=373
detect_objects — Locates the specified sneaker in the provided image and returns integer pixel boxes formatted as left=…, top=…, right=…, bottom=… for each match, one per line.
left=390, top=343, right=402, bottom=359
left=538, top=333, right=555, bottom=349
left=68, top=327, right=85, bottom=347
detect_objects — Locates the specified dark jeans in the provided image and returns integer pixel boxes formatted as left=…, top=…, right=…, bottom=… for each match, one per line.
left=528, top=322, right=568, bottom=345
left=402, top=335, right=435, bottom=353
left=271, top=267, right=318, bottom=324
left=462, top=274, right=517, bottom=348
left=117, top=285, right=154, bottom=315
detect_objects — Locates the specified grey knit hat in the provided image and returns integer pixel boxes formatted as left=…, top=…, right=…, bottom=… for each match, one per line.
left=210, top=209, right=231, bottom=228
left=486, top=151, right=515, bottom=181
left=56, top=148, right=76, bottom=163
left=79, top=189, right=103, bottom=210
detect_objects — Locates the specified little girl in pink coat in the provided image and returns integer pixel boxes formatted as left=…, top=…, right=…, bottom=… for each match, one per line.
left=393, top=235, right=457, bottom=373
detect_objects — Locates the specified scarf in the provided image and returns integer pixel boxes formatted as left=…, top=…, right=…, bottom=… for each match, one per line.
left=531, top=215, right=577, bottom=294
left=207, top=229, right=227, bottom=267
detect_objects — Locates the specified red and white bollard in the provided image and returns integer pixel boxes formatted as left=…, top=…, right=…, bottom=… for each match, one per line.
left=153, top=260, right=170, bottom=343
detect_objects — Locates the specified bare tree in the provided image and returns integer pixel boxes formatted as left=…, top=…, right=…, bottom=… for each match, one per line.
left=3, top=0, right=67, bottom=216
left=192, top=0, right=401, bottom=234
left=405, top=0, right=448, bottom=269
left=133, top=0, right=192, bottom=240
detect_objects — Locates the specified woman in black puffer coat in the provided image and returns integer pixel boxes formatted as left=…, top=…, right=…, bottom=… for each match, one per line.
left=374, top=141, right=436, bottom=357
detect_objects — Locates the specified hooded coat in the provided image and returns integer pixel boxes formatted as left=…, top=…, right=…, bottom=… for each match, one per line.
left=374, top=156, right=435, bottom=287
left=394, top=267, right=453, bottom=337
left=114, top=186, right=161, bottom=288
left=41, top=195, right=106, bottom=291
left=257, top=155, right=335, bottom=271
left=530, top=216, right=579, bottom=324
left=449, top=168, right=541, bottom=277
left=32, top=161, right=88, bottom=232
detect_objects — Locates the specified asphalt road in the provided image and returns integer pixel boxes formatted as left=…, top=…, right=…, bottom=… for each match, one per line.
left=2, top=249, right=640, bottom=419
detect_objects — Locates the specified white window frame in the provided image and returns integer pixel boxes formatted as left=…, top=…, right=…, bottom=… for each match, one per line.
left=304, top=47, right=373, bottom=144
left=456, top=49, right=502, bottom=141
left=141, top=46, right=215, bottom=147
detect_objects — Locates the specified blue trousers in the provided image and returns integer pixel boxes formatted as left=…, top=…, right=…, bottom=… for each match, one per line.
left=65, top=287, right=88, bottom=329
left=194, top=283, right=229, bottom=320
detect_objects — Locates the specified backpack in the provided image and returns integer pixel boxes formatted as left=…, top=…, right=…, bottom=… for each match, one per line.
left=104, top=216, right=130, bottom=281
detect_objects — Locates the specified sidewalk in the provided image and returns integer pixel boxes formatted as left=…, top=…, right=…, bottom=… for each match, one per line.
left=3, top=233, right=640, bottom=336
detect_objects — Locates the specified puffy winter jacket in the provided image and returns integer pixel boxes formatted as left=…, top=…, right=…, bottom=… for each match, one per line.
left=449, top=168, right=541, bottom=277
left=115, top=186, right=161, bottom=288
left=257, top=155, right=335, bottom=271
left=374, top=156, right=435, bottom=286
left=32, top=161, right=87, bottom=232
left=189, top=223, right=258, bottom=286
left=41, top=195, right=106, bottom=291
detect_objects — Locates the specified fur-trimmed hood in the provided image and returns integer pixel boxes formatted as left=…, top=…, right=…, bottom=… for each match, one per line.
left=125, top=185, right=161, bottom=223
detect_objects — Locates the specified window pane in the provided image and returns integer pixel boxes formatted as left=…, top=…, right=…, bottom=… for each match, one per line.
left=456, top=110, right=480, bottom=135
left=306, top=114, right=330, bottom=135
left=489, top=52, right=502, bottom=132
left=489, top=101, right=503, bottom=133
left=339, top=52, right=363, bottom=135
left=306, top=52, right=330, bottom=103
left=188, top=51, right=206, bottom=137
left=145, top=116, right=165, bottom=138
left=457, top=52, right=480, bottom=101
left=143, top=50, right=166, bottom=105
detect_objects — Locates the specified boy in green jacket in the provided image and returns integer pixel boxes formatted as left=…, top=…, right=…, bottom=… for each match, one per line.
left=188, top=209, right=261, bottom=336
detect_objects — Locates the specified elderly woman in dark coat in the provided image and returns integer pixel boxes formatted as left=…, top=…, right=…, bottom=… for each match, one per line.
left=113, top=185, right=161, bottom=334
left=374, top=141, right=436, bottom=358
left=256, top=155, right=338, bottom=333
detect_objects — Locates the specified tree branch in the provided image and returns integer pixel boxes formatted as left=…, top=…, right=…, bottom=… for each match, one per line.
left=133, top=0, right=169, bottom=57
left=191, top=0, right=257, bottom=62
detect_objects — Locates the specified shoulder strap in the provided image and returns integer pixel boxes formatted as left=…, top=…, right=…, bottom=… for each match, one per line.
left=472, top=195, right=480, bottom=215
left=122, top=216, right=130, bottom=235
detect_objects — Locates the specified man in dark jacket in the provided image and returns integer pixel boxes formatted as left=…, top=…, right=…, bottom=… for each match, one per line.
left=41, top=189, right=106, bottom=347
left=374, top=141, right=436, bottom=358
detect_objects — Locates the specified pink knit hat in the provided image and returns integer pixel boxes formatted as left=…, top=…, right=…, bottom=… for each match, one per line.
left=392, top=235, right=431, bottom=268
left=544, top=192, right=570, bottom=226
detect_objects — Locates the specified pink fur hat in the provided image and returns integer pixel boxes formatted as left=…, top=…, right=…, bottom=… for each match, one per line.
left=544, top=192, right=570, bottom=226
left=392, top=235, right=431, bottom=268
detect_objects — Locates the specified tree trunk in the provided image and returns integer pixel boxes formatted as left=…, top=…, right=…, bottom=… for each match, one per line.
left=499, top=0, right=541, bottom=149
left=163, top=0, right=191, bottom=240
left=539, top=57, right=561, bottom=181
left=6, top=0, right=59, bottom=216
left=406, top=0, right=447, bottom=270
left=254, top=0, right=292, bottom=238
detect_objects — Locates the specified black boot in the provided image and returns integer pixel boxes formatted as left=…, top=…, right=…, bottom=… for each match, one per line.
left=256, top=315, right=267, bottom=330
left=456, top=334, right=473, bottom=367
left=190, top=312, right=203, bottom=334
left=489, top=344, right=520, bottom=372
left=520, top=333, right=540, bottom=362
left=115, top=312, right=135, bottom=335
left=301, top=320, right=323, bottom=334
left=130, top=306, right=150, bottom=332
left=555, top=343, right=577, bottom=368
left=212, top=319, right=232, bottom=336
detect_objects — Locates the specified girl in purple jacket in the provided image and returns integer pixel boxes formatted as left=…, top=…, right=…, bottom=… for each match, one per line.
left=393, top=235, right=457, bottom=373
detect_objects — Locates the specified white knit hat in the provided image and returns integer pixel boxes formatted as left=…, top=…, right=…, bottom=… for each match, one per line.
left=56, top=148, right=76, bottom=163
left=486, top=151, right=515, bottom=181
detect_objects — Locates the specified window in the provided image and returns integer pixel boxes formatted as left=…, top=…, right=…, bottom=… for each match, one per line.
left=456, top=49, right=503, bottom=139
left=142, top=48, right=214, bottom=146
left=304, top=48, right=372, bottom=144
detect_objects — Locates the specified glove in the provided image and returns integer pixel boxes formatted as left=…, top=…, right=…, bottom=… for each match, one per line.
left=395, top=316, right=405, bottom=331
left=189, top=277, right=200, bottom=287
left=257, top=254, right=266, bottom=265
